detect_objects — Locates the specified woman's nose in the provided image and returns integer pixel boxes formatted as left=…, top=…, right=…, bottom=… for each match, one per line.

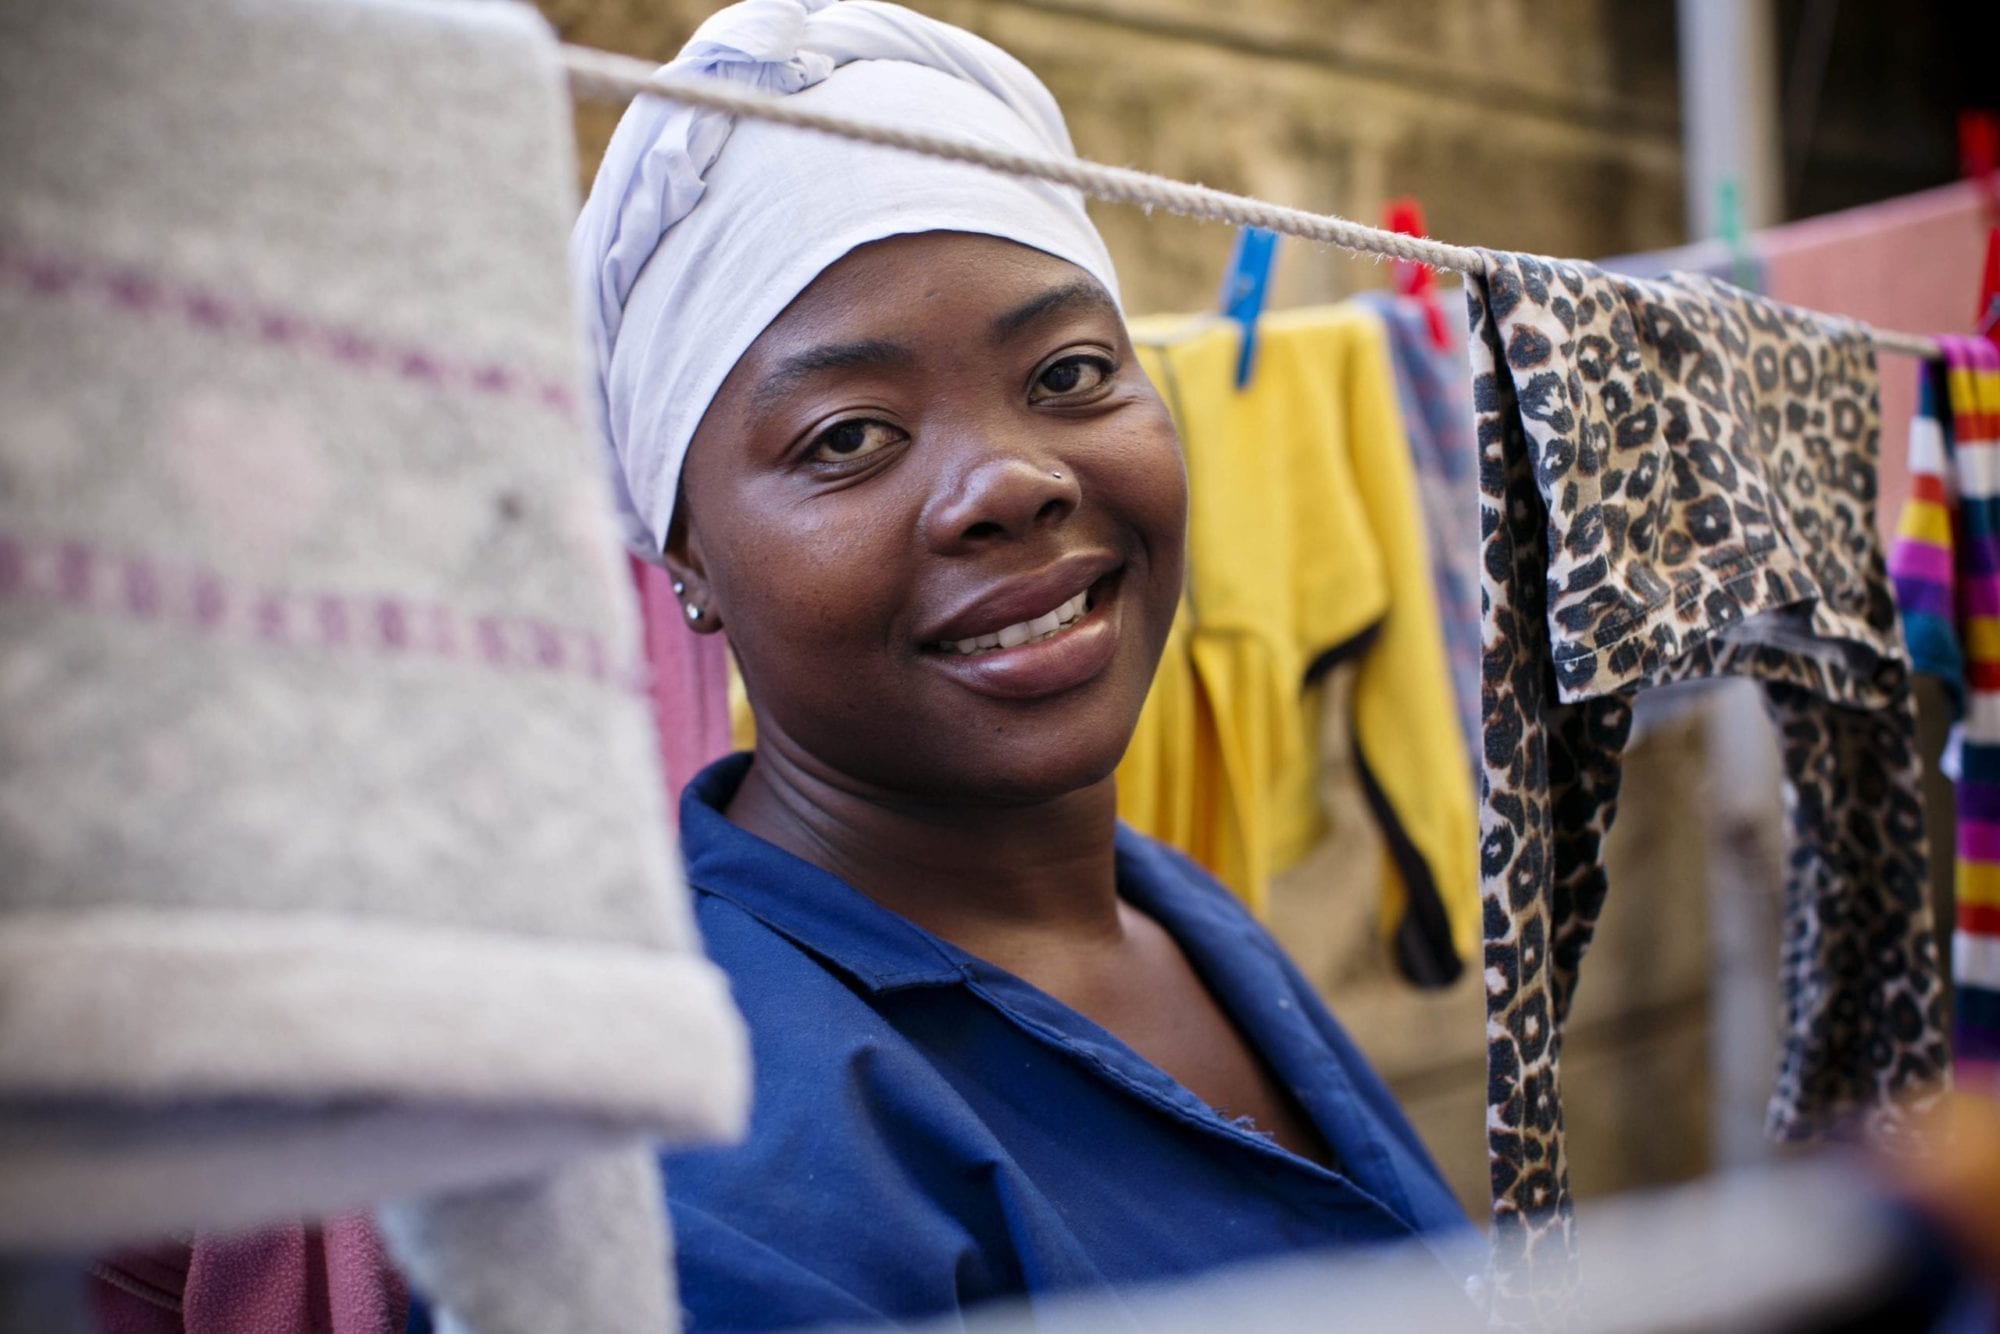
left=921, top=443, right=1082, bottom=552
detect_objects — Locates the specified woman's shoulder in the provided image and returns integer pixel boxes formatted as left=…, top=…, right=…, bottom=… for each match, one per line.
left=664, top=891, right=1018, bottom=1324
left=674, top=881, right=987, bottom=1137
left=682, top=886, right=912, bottom=1051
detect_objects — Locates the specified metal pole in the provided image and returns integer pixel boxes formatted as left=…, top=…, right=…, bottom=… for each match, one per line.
left=1677, top=0, right=1788, bottom=1168
left=1677, top=0, right=1783, bottom=236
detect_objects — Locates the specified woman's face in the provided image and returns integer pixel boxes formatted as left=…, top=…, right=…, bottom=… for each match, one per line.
left=673, top=231, right=1186, bottom=804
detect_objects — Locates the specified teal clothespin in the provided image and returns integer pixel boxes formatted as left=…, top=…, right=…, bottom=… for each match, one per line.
left=1218, top=227, right=1279, bottom=389
left=1716, top=179, right=1757, bottom=292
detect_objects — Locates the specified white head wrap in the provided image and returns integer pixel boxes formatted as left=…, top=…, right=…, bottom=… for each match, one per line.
left=569, top=0, right=1121, bottom=560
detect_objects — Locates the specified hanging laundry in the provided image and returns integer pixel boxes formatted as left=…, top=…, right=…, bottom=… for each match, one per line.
left=630, top=554, right=734, bottom=810
left=1119, top=306, right=1476, bottom=986
left=93, top=1220, right=403, bottom=1334
left=1762, top=180, right=1995, bottom=545
left=1467, top=252, right=1952, bottom=1310
left=1352, top=289, right=1480, bottom=762
left=77, top=384, right=746, bottom=1334
left=0, top=0, right=747, bottom=1329
left=1891, top=335, right=2000, bottom=1087
left=1579, top=248, right=1777, bottom=745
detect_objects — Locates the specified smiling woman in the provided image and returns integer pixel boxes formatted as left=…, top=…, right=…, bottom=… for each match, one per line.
left=563, top=0, right=1477, bottom=1327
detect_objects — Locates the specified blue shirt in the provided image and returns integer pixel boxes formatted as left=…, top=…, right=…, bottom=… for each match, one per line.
left=665, top=754, right=1474, bottom=1329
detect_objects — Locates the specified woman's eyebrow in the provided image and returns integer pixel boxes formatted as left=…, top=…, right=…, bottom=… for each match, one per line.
left=990, top=280, right=1117, bottom=342
left=752, top=338, right=915, bottom=414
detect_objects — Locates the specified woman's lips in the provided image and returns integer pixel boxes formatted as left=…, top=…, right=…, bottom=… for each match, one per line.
left=929, top=588, right=1090, bottom=655
left=921, top=572, right=1122, bottom=701
left=917, top=550, right=1121, bottom=646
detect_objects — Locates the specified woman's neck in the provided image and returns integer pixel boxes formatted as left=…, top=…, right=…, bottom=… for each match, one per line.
left=724, top=739, right=1126, bottom=951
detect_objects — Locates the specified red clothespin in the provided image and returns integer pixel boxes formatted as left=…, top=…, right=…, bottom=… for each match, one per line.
left=1978, top=225, right=2000, bottom=344
left=1961, top=110, right=2000, bottom=224
left=1382, top=197, right=1450, bottom=350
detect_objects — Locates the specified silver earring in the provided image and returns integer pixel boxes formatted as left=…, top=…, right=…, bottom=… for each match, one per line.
left=685, top=603, right=701, bottom=621
left=671, top=579, right=685, bottom=596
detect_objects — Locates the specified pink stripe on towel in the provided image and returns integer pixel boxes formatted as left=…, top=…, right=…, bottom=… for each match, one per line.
left=0, top=238, right=577, bottom=419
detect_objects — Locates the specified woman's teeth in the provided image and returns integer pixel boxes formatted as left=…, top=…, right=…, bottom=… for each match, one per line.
left=938, top=590, right=1089, bottom=656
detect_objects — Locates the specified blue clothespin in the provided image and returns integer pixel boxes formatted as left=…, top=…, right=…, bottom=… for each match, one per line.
left=1218, top=227, right=1279, bottom=389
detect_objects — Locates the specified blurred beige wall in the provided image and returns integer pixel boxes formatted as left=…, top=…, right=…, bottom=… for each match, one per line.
left=541, top=0, right=1686, bottom=314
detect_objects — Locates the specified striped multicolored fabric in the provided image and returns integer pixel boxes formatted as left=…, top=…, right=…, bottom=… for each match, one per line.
left=1890, top=333, right=2000, bottom=1085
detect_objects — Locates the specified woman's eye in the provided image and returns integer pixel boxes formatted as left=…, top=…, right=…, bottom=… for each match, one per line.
left=1031, top=355, right=1114, bottom=402
left=807, top=419, right=903, bottom=464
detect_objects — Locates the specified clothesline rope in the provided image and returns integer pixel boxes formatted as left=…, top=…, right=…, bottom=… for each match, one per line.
left=560, top=44, right=1946, bottom=363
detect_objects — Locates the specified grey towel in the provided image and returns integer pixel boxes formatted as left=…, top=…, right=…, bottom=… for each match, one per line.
left=0, top=0, right=748, bottom=1325
left=380, top=1147, right=676, bottom=1334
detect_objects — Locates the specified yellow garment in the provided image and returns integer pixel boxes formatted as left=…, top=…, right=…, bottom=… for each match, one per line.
left=1125, top=306, right=1475, bottom=984
left=728, top=651, right=755, bottom=753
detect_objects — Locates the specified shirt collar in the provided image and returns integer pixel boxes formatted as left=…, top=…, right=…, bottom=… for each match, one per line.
left=679, top=754, right=968, bottom=992
left=678, top=754, right=1267, bottom=995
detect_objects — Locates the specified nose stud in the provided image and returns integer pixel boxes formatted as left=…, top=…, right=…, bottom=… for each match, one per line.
left=1051, top=471, right=1063, bottom=481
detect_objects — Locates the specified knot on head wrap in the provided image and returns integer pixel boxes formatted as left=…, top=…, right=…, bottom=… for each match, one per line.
left=679, top=0, right=833, bottom=92
left=569, top=0, right=1120, bottom=559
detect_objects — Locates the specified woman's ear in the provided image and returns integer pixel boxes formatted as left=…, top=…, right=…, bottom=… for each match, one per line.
left=662, top=502, right=723, bottom=635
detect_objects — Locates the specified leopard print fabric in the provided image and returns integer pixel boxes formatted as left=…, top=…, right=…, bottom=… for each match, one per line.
left=1468, top=251, right=1951, bottom=1315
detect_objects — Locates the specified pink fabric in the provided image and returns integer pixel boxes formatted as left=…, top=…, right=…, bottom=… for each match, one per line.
left=93, top=1217, right=405, bottom=1334
left=629, top=553, right=734, bottom=812
left=1761, top=179, right=1994, bottom=542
